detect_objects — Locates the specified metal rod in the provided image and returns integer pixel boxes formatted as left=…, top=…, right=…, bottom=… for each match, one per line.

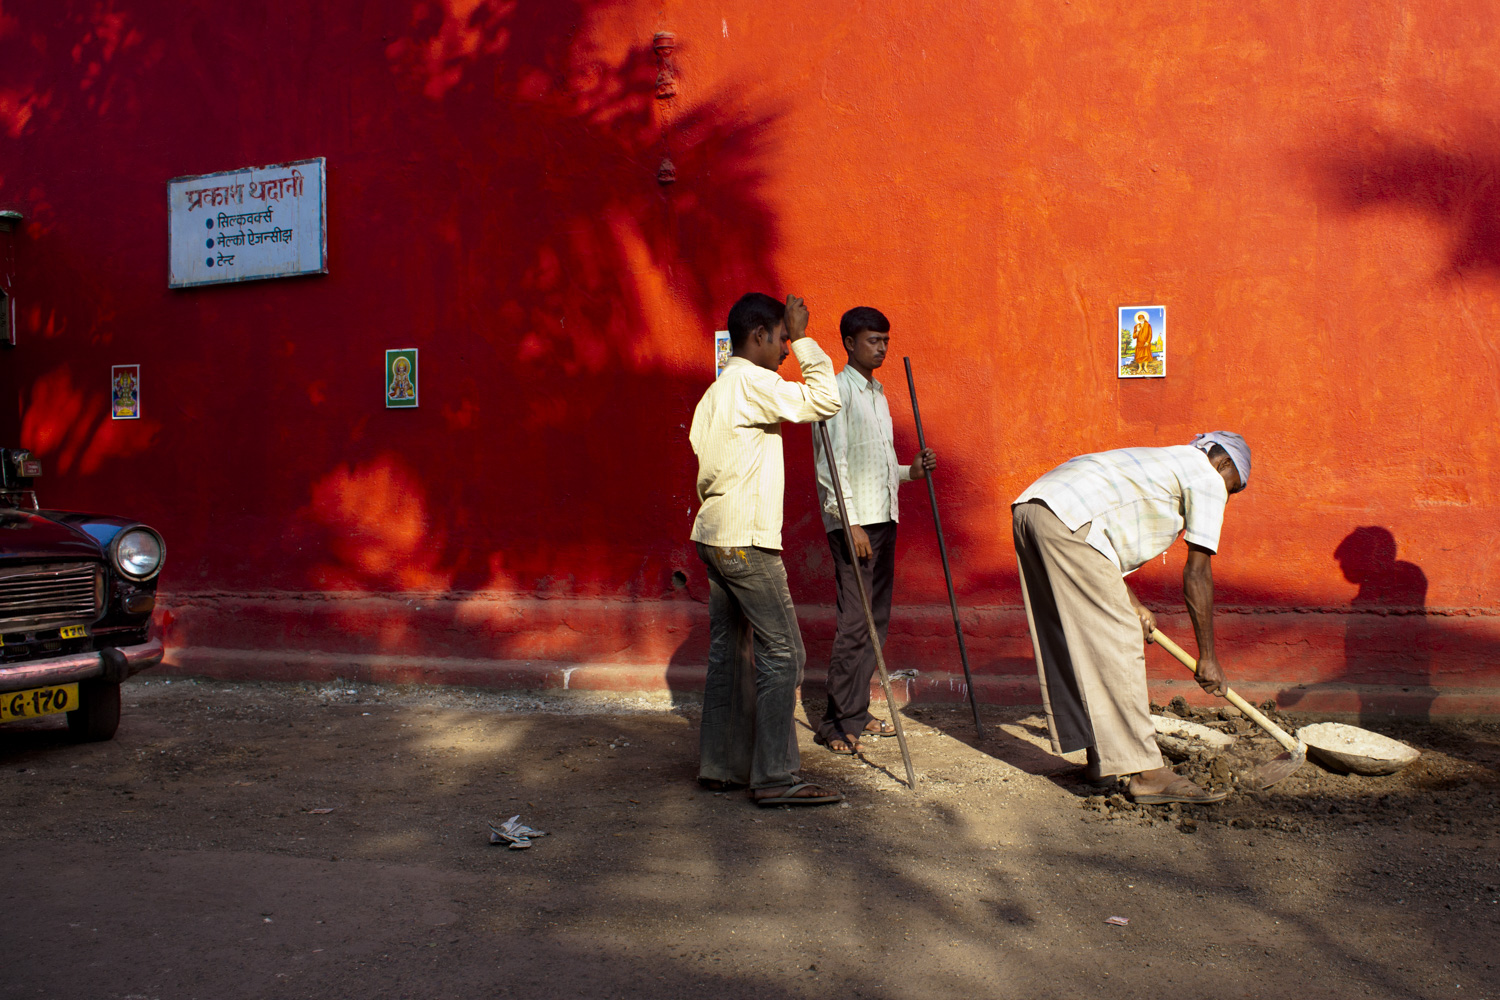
left=815, top=419, right=917, bottom=790
left=903, top=357, right=984, bottom=737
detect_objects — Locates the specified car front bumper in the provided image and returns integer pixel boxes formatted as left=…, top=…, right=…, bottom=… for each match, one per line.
left=0, top=637, right=164, bottom=694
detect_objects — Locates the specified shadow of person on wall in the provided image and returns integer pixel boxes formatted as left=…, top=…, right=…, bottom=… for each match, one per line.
left=1333, top=527, right=1435, bottom=723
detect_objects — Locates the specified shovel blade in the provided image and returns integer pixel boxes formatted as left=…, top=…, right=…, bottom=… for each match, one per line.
left=1247, top=744, right=1306, bottom=790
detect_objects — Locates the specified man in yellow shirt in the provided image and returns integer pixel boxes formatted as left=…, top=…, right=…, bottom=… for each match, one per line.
left=689, top=293, right=844, bottom=807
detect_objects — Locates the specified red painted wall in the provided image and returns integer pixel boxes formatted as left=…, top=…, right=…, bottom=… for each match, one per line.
left=3, top=1, right=1499, bottom=714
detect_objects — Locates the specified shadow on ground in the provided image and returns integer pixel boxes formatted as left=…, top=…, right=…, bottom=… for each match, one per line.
left=1, top=679, right=1496, bottom=999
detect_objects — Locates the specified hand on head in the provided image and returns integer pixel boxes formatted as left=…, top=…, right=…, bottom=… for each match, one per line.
left=784, top=295, right=808, bottom=340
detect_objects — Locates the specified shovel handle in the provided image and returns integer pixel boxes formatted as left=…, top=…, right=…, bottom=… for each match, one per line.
left=1149, top=629, right=1298, bottom=754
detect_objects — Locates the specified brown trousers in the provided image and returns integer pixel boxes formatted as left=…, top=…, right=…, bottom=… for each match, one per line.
left=1012, top=501, right=1164, bottom=776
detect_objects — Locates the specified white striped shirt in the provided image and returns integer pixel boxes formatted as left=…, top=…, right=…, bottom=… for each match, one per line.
left=812, top=366, right=912, bottom=531
left=1014, top=446, right=1228, bottom=574
left=689, top=338, right=841, bottom=549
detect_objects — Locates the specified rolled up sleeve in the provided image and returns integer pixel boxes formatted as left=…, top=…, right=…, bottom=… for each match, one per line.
left=741, top=338, right=841, bottom=425
left=1181, top=475, right=1228, bottom=553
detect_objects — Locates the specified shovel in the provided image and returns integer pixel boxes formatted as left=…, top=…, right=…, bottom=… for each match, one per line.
left=1149, top=628, right=1306, bottom=789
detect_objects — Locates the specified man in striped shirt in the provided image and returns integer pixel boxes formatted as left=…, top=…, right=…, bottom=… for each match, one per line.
left=1011, top=433, right=1251, bottom=804
left=811, top=307, right=936, bottom=754
left=689, top=292, right=844, bottom=807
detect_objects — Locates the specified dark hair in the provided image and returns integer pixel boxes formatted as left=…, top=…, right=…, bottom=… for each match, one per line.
left=727, top=293, right=786, bottom=350
left=840, top=306, right=890, bottom=344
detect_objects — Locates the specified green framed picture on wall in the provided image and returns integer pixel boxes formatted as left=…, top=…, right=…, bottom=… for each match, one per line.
left=386, top=348, right=418, bottom=408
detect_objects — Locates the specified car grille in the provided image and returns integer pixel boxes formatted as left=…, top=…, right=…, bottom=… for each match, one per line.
left=0, top=562, right=102, bottom=631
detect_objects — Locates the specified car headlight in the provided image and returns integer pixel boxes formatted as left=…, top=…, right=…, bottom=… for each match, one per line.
left=112, top=526, right=165, bottom=581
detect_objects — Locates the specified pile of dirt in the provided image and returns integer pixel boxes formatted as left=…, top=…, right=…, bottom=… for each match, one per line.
left=1059, top=697, right=1500, bottom=836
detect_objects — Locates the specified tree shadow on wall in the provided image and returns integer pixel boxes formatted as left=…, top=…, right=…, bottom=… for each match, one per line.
left=1311, top=128, right=1500, bottom=277
left=296, top=1, right=789, bottom=601
left=0, top=2, right=796, bottom=672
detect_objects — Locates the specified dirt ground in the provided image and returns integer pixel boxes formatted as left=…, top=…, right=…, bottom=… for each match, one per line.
left=2, top=676, right=1497, bottom=1000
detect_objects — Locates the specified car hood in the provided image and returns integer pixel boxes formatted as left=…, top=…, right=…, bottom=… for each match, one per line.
left=0, top=509, right=104, bottom=562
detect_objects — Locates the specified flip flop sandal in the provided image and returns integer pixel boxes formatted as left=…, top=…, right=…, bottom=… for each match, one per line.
left=752, top=782, right=845, bottom=807
left=864, top=719, right=897, bottom=737
left=814, top=733, right=862, bottom=755
left=698, top=777, right=746, bottom=791
left=822, top=737, right=857, bottom=756
left=1131, top=777, right=1229, bottom=805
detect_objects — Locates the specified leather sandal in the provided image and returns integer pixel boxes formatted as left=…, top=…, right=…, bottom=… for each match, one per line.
left=751, top=782, right=844, bottom=807
left=815, top=732, right=863, bottom=755
left=825, top=737, right=857, bottom=755
left=863, top=718, right=897, bottom=737
left=1129, top=775, right=1228, bottom=805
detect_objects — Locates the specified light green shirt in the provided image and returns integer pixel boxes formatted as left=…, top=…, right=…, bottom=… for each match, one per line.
left=812, top=365, right=913, bottom=532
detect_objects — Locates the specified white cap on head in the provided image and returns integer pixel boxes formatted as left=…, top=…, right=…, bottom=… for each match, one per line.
left=1190, top=431, right=1251, bottom=488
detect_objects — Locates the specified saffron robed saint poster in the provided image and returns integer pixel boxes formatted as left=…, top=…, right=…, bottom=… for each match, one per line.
left=1118, top=305, right=1165, bottom=378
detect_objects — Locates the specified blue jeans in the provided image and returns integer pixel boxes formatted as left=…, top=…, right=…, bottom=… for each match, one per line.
left=696, top=543, right=805, bottom=789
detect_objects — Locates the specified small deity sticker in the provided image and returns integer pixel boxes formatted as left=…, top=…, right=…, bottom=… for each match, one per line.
left=1118, top=305, right=1165, bottom=378
left=111, top=365, right=141, bottom=420
left=715, top=329, right=732, bottom=378
left=385, top=349, right=418, bottom=408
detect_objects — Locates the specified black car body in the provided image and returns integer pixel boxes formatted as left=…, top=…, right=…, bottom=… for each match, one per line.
left=0, top=448, right=164, bottom=740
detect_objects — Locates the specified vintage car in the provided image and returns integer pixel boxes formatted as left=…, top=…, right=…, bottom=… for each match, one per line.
left=0, top=447, right=164, bottom=741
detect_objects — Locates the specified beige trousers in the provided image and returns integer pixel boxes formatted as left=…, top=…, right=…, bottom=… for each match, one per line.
left=1012, top=501, right=1164, bottom=776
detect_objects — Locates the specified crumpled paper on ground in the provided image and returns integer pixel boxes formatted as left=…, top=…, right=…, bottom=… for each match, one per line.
left=488, top=815, right=549, bottom=850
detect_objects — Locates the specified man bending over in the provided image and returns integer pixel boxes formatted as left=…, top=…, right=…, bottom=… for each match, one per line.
left=1011, top=432, right=1251, bottom=804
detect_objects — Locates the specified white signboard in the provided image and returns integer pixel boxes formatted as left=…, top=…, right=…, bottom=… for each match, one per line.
left=168, top=157, right=327, bottom=288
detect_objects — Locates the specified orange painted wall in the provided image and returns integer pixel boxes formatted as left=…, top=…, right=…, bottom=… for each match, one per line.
left=3, top=2, right=1498, bottom=711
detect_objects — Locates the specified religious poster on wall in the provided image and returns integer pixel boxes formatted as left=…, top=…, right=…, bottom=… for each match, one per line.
left=715, top=329, right=731, bottom=378
left=386, top=349, right=418, bottom=408
left=167, top=157, right=327, bottom=288
left=111, top=365, right=141, bottom=420
left=1118, top=305, right=1165, bottom=378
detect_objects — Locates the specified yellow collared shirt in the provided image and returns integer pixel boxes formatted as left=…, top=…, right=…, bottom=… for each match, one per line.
left=689, top=338, right=841, bottom=550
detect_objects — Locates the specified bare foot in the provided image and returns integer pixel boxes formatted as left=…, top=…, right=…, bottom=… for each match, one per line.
left=1129, top=766, right=1184, bottom=795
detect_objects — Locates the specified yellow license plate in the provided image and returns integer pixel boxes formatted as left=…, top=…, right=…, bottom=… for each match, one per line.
left=59, top=625, right=89, bottom=639
left=1, top=683, right=79, bottom=722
